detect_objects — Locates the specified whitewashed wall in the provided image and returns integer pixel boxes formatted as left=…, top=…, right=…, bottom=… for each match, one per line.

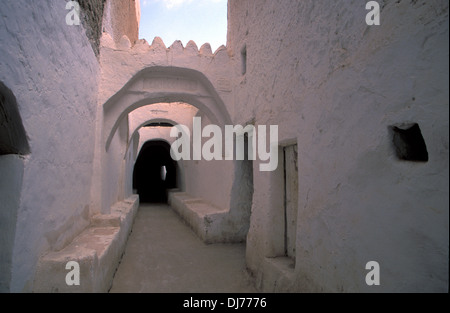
left=0, top=2, right=100, bottom=292
left=228, top=0, right=449, bottom=292
left=183, top=112, right=235, bottom=211
left=102, top=117, right=129, bottom=212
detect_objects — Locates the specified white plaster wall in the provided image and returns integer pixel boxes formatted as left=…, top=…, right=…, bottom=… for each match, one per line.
left=184, top=159, right=234, bottom=211
left=124, top=133, right=138, bottom=198
left=228, top=0, right=449, bottom=292
left=0, top=2, right=99, bottom=292
left=183, top=113, right=234, bottom=210
left=103, top=117, right=129, bottom=212
left=0, top=155, right=24, bottom=292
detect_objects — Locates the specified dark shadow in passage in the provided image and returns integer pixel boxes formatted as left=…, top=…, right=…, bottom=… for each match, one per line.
left=132, top=140, right=177, bottom=203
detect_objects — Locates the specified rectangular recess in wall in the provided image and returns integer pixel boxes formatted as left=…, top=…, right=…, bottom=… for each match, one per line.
left=390, top=123, right=429, bottom=162
left=241, top=45, right=247, bottom=75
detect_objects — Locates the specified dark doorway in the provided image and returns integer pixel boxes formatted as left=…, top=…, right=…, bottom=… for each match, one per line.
left=133, top=140, right=177, bottom=203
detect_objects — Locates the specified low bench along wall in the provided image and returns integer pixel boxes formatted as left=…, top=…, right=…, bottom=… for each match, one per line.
left=33, top=195, right=139, bottom=292
left=168, top=190, right=247, bottom=244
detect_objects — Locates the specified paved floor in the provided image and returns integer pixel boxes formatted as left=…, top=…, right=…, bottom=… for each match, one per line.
left=109, top=204, right=258, bottom=293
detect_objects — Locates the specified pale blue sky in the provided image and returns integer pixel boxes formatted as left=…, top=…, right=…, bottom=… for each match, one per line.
left=139, top=0, right=228, bottom=52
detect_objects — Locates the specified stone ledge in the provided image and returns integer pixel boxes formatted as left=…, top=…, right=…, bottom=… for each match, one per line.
left=168, top=191, right=229, bottom=244
left=33, top=195, right=139, bottom=293
left=261, top=257, right=297, bottom=293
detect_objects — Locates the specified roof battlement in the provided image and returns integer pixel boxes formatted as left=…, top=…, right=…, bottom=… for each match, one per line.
left=138, top=36, right=228, bottom=57
left=101, top=32, right=229, bottom=59
left=98, top=32, right=233, bottom=113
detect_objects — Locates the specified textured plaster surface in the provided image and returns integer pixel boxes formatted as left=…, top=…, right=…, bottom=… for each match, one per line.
left=0, top=1, right=99, bottom=292
left=228, top=0, right=449, bottom=292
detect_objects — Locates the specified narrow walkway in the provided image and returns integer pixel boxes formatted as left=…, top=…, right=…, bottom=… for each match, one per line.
left=109, top=204, right=258, bottom=293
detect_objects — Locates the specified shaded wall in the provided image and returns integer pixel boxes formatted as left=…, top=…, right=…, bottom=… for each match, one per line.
left=228, top=0, right=449, bottom=292
left=0, top=1, right=100, bottom=292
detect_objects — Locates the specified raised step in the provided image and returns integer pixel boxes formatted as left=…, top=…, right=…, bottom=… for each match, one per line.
left=33, top=195, right=139, bottom=293
left=168, top=191, right=230, bottom=244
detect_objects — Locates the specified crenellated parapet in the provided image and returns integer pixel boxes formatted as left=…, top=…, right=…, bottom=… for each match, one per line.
left=97, top=32, right=235, bottom=154
left=98, top=32, right=233, bottom=115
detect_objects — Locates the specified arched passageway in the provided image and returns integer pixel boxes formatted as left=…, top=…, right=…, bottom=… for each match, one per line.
left=132, top=140, right=177, bottom=203
left=93, top=65, right=233, bottom=214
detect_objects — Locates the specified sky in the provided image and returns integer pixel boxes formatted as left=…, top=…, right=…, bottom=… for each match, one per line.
left=139, top=0, right=228, bottom=52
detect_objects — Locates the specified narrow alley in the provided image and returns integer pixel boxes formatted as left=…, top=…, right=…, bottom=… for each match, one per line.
left=1, top=1, right=447, bottom=294
left=109, top=204, right=257, bottom=293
